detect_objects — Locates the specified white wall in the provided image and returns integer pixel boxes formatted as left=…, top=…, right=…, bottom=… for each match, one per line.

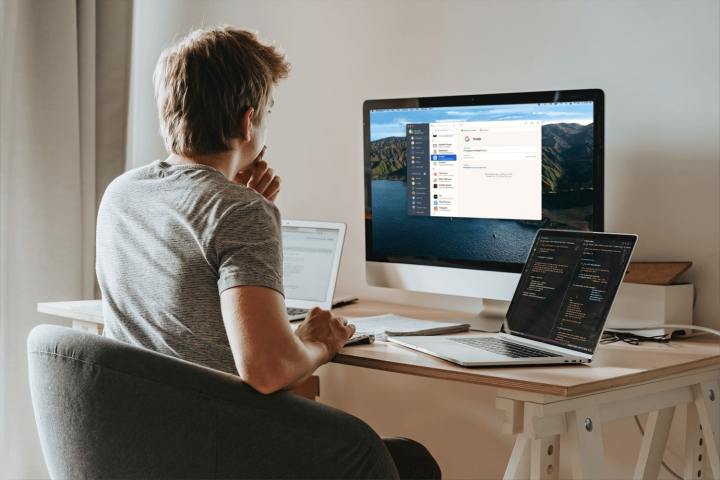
left=129, top=1, right=719, bottom=478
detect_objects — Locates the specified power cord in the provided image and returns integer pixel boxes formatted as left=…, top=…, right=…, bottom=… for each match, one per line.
left=608, top=324, right=720, bottom=338
left=602, top=331, right=671, bottom=345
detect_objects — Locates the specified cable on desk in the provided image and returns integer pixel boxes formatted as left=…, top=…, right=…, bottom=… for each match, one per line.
left=601, top=331, right=670, bottom=345
left=608, top=324, right=720, bottom=338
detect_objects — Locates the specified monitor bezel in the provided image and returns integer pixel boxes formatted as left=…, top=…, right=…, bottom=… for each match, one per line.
left=363, top=88, right=605, bottom=274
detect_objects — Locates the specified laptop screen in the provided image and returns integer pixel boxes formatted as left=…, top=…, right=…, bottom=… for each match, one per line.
left=282, top=225, right=341, bottom=303
left=506, top=230, right=636, bottom=354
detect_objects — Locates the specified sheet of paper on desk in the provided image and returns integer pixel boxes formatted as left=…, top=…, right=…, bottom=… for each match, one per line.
left=346, top=314, right=470, bottom=341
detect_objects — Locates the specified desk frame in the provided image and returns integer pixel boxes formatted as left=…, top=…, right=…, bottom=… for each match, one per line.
left=496, top=370, right=720, bottom=480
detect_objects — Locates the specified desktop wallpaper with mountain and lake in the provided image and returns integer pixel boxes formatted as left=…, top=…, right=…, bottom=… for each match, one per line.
left=365, top=102, right=598, bottom=268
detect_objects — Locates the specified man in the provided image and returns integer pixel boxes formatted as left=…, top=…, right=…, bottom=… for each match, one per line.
left=96, top=26, right=440, bottom=479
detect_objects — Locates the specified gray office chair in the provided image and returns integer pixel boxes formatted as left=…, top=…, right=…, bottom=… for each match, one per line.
left=27, top=324, right=399, bottom=479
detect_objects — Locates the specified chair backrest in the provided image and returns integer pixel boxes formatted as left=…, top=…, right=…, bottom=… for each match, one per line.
left=27, top=324, right=253, bottom=478
left=27, top=325, right=398, bottom=479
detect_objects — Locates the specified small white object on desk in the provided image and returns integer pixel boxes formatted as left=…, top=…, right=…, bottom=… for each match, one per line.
left=607, top=283, right=694, bottom=336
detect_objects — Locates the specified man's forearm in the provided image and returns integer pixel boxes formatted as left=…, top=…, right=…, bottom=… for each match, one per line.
left=282, top=338, right=328, bottom=391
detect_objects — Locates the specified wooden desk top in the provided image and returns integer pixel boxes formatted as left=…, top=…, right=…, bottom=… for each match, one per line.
left=38, top=299, right=720, bottom=398
left=38, top=300, right=105, bottom=324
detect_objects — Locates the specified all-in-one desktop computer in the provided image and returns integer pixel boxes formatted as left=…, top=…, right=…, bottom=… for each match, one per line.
left=363, top=89, right=605, bottom=322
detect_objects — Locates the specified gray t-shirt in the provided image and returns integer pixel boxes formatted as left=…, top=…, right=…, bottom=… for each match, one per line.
left=96, top=160, right=283, bottom=375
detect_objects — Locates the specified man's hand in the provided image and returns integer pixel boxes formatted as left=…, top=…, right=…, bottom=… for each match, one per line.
left=294, top=307, right=356, bottom=362
left=234, top=146, right=281, bottom=202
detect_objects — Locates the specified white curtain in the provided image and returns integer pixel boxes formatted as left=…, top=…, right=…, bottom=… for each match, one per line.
left=0, top=0, right=132, bottom=477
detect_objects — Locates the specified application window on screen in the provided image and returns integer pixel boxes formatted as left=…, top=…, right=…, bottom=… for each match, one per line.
left=408, top=119, right=542, bottom=221
left=282, top=227, right=338, bottom=302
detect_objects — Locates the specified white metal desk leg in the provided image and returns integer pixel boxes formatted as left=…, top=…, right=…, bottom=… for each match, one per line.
left=633, top=406, right=675, bottom=480
left=568, top=406, right=606, bottom=480
left=692, top=381, right=720, bottom=479
left=504, top=434, right=531, bottom=480
left=700, top=380, right=720, bottom=473
left=498, top=397, right=531, bottom=480
left=530, top=435, right=560, bottom=480
left=684, top=402, right=707, bottom=480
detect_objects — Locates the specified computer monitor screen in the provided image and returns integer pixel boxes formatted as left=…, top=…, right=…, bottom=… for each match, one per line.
left=364, top=89, right=604, bottom=275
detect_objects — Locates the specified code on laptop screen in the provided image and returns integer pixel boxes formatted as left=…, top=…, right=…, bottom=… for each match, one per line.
left=507, top=231, right=636, bottom=354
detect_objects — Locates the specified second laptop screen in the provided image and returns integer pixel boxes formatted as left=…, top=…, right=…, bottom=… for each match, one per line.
left=507, top=233, right=635, bottom=354
left=282, top=226, right=339, bottom=302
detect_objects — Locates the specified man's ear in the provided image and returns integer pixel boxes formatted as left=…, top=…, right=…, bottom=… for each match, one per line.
left=239, top=107, right=255, bottom=141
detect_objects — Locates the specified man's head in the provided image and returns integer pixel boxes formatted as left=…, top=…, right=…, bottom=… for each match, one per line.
left=153, top=26, right=290, bottom=158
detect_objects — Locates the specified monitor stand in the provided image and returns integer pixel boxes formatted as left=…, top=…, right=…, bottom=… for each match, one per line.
left=467, top=298, right=509, bottom=332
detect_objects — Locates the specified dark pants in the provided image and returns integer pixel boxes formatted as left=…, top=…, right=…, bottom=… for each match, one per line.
left=383, top=437, right=442, bottom=480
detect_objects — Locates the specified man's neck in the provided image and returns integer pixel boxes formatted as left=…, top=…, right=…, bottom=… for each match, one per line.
left=166, top=151, right=243, bottom=180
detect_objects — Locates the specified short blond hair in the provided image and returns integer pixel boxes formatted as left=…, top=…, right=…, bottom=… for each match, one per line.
left=153, top=27, right=290, bottom=157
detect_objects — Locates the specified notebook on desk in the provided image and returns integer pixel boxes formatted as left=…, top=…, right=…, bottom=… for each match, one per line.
left=348, top=314, right=469, bottom=341
left=388, top=230, right=637, bottom=367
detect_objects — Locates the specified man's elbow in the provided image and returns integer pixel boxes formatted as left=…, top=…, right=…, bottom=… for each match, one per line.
left=236, top=363, right=288, bottom=395
left=247, top=376, right=285, bottom=395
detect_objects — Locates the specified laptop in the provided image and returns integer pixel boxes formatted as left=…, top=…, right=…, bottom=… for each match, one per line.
left=281, top=220, right=355, bottom=321
left=388, top=229, right=637, bottom=367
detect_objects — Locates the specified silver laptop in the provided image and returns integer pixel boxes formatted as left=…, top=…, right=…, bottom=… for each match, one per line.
left=282, top=220, right=355, bottom=321
left=388, top=230, right=637, bottom=367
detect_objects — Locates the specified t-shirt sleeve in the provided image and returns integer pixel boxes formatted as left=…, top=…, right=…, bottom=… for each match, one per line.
left=213, top=198, right=284, bottom=296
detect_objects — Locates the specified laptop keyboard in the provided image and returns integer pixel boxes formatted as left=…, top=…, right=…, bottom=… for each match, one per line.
left=449, top=337, right=560, bottom=358
left=287, top=307, right=309, bottom=317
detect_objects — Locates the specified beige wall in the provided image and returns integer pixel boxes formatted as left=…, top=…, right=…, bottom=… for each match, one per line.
left=129, top=1, right=719, bottom=478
